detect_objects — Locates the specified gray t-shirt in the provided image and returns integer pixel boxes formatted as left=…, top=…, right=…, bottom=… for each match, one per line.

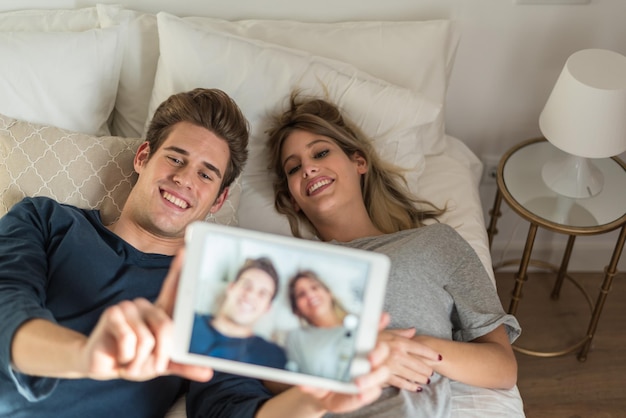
left=327, top=223, right=521, bottom=418
left=285, top=326, right=355, bottom=381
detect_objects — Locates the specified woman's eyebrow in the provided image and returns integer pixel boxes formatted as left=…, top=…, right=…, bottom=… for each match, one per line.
left=282, top=139, right=330, bottom=168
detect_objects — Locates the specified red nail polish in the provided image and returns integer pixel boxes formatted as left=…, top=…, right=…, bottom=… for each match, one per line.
left=438, top=354, right=443, bottom=361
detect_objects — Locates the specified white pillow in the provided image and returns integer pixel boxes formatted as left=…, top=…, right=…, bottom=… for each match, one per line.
left=95, top=5, right=457, bottom=153
left=418, top=148, right=494, bottom=284
left=0, top=113, right=240, bottom=227
left=184, top=15, right=457, bottom=155
left=149, top=12, right=441, bottom=236
left=0, top=26, right=124, bottom=136
left=0, top=5, right=142, bottom=138
left=97, top=4, right=160, bottom=138
left=0, top=6, right=100, bottom=31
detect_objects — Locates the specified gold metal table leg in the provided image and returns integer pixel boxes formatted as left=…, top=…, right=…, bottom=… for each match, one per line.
left=487, top=189, right=503, bottom=249
left=578, top=224, right=626, bottom=362
left=551, top=235, right=576, bottom=300
left=508, top=223, right=538, bottom=315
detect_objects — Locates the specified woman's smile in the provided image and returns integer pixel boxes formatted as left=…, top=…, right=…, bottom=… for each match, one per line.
left=306, top=177, right=334, bottom=196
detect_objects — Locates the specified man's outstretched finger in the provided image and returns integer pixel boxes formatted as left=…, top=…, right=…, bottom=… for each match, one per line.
left=100, top=303, right=139, bottom=368
left=116, top=300, right=157, bottom=377
left=155, top=249, right=185, bottom=316
left=139, top=299, right=174, bottom=374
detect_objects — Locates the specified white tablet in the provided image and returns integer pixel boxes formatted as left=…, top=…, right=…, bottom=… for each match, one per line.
left=172, top=221, right=389, bottom=393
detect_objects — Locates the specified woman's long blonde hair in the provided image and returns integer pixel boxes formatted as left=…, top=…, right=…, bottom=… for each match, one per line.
left=266, top=93, right=444, bottom=238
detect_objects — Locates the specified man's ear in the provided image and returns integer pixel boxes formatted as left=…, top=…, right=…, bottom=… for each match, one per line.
left=209, top=187, right=229, bottom=214
left=134, top=141, right=151, bottom=173
left=351, top=151, right=368, bottom=174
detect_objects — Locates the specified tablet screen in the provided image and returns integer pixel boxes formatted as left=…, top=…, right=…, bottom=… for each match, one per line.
left=172, top=221, right=389, bottom=393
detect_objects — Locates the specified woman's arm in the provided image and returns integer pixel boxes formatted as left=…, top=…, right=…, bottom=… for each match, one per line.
left=380, top=325, right=517, bottom=391
left=415, top=324, right=517, bottom=389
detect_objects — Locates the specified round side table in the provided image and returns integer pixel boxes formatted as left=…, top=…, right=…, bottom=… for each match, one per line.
left=487, top=137, right=626, bottom=361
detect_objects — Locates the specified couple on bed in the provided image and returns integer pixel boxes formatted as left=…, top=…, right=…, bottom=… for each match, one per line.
left=0, top=88, right=520, bottom=418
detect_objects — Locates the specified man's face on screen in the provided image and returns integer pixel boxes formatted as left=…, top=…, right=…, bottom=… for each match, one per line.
left=220, top=268, right=276, bottom=327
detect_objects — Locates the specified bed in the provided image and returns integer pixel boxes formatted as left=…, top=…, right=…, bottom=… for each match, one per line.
left=0, top=3, right=524, bottom=417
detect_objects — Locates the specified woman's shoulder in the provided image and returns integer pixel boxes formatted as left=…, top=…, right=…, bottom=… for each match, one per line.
left=360, top=224, right=475, bottom=259
left=417, top=222, right=463, bottom=240
left=335, top=223, right=470, bottom=260
left=408, top=223, right=476, bottom=254
left=357, top=223, right=460, bottom=245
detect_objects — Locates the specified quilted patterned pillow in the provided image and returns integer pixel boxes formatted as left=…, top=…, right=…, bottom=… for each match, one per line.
left=0, top=114, right=240, bottom=226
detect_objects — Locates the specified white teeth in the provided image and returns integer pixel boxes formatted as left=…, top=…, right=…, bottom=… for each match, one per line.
left=162, top=191, right=189, bottom=209
left=308, top=179, right=332, bottom=194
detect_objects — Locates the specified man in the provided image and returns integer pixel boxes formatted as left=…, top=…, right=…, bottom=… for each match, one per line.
left=0, top=88, right=249, bottom=417
left=189, top=257, right=286, bottom=368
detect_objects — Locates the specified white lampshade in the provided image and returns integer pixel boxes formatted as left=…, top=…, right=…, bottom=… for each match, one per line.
left=539, top=48, right=626, bottom=198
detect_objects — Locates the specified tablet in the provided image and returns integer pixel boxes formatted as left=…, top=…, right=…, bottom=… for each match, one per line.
left=172, top=221, right=390, bottom=393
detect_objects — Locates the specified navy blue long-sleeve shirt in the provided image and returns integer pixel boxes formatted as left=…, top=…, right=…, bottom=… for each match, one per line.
left=0, top=197, right=185, bottom=417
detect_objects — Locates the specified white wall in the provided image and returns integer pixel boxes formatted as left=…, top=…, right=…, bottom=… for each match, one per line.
left=3, top=0, right=625, bottom=271
left=444, top=1, right=626, bottom=272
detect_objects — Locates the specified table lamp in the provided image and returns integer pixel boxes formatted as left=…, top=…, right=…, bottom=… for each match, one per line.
left=539, top=48, right=626, bottom=199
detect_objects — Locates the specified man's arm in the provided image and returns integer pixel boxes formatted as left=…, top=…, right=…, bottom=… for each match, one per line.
left=11, top=299, right=176, bottom=381
left=10, top=251, right=214, bottom=382
left=11, top=319, right=94, bottom=379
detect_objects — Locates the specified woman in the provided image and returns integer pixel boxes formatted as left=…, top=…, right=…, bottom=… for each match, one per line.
left=264, top=93, right=521, bottom=417
left=284, top=270, right=357, bottom=381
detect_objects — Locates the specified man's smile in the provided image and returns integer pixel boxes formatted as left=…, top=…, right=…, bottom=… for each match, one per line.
left=162, top=190, right=190, bottom=209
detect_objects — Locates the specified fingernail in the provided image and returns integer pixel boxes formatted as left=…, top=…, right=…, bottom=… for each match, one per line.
left=438, top=354, right=443, bottom=361
left=416, top=387, right=423, bottom=392
left=427, top=378, right=431, bottom=385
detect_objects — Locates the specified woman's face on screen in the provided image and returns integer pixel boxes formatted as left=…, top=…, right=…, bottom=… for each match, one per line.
left=293, top=276, right=334, bottom=326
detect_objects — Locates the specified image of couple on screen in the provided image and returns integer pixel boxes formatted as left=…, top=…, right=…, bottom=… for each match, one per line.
left=189, top=257, right=360, bottom=382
